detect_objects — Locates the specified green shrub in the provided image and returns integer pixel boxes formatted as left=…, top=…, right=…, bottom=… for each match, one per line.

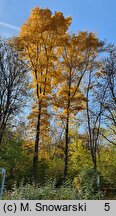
left=4, top=180, right=76, bottom=200
left=73, top=168, right=104, bottom=200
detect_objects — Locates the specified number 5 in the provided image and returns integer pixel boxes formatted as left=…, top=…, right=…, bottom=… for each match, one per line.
left=104, top=203, right=110, bottom=211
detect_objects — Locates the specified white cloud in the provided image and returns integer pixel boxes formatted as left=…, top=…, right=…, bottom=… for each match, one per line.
left=0, top=21, right=19, bottom=31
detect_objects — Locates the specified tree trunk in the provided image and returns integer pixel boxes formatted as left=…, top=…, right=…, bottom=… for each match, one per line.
left=86, top=71, right=97, bottom=171
left=64, top=72, right=71, bottom=180
left=0, top=124, right=5, bottom=145
left=33, top=106, right=41, bottom=181
left=64, top=115, right=69, bottom=180
left=92, top=147, right=97, bottom=171
left=0, top=132, right=3, bottom=145
left=93, top=154, right=97, bottom=170
left=32, top=68, right=42, bottom=181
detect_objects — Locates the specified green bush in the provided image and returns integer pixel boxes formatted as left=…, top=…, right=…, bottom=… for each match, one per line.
left=4, top=180, right=76, bottom=200
left=73, top=168, right=104, bottom=200
left=3, top=170, right=106, bottom=200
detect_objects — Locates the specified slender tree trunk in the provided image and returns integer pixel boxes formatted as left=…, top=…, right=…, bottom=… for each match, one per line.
left=33, top=68, right=42, bottom=181
left=33, top=106, right=41, bottom=181
left=86, top=71, right=97, bottom=171
left=64, top=115, right=69, bottom=180
left=93, top=132, right=97, bottom=171
left=93, top=142, right=97, bottom=171
left=94, top=154, right=97, bottom=170
left=0, top=131, right=3, bottom=145
left=32, top=61, right=48, bottom=181
left=0, top=125, right=5, bottom=145
left=64, top=70, right=71, bottom=180
left=0, top=134, right=3, bottom=145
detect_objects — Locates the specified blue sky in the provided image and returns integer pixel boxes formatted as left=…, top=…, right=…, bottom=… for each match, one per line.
left=0, top=0, right=116, bottom=43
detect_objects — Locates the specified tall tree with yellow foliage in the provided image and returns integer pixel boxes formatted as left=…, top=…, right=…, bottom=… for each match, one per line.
left=11, top=7, right=71, bottom=180
left=53, top=32, right=103, bottom=179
